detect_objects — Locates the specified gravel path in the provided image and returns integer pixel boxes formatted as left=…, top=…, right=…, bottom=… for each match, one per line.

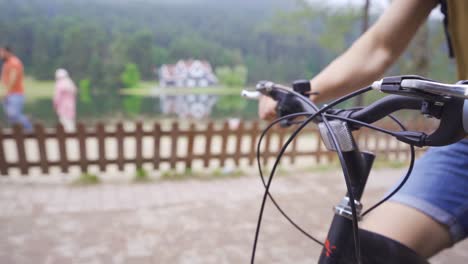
left=0, top=168, right=466, bottom=263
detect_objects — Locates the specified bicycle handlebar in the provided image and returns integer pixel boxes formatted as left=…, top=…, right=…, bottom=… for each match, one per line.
left=338, top=95, right=467, bottom=146
left=247, top=76, right=468, bottom=263
left=242, top=75, right=468, bottom=147
left=342, top=95, right=424, bottom=124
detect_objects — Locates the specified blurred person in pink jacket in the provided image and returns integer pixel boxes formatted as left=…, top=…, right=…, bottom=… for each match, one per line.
left=53, top=69, right=76, bottom=131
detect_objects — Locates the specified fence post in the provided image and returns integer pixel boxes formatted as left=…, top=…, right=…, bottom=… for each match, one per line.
left=262, top=125, right=272, bottom=165
left=384, top=133, right=391, bottom=160
left=170, top=122, right=178, bottom=169
left=186, top=123, right=196, bottom=169
left=35, top=123, right=49, bottom=174
left=203, top=122, right=214, bottom=168
left=56, top=124, right=69, bottom=173
left=153, top=123, right=161, bottom=170
left=290, top=130, right=298, bottom=165
left=12, top=125, right=28, bottom=175
left=363, top=132, right=370, bottom=150
left=0, top=127, right=7, bottom=175
left=220, top=121, right=229, bottom=167
left=248, top=121, right=259, bottom=166
left=277, top=127, right=286, bottom=162
left=395, top=140, right=402, bottom=161
left=77, top=123, right=88, bottom=172
left=135, top=122, right=143, bottom=169
left=315, top=129, right=322, bottom=163
left=234, top=121, right=244, bottom=166
left=116, top=122, right=125, bottom=171
left=96, top=123, right=106, bottom=171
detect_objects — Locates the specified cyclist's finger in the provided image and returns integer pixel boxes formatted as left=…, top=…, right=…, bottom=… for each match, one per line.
left=258, top=95, right=277, bottom=120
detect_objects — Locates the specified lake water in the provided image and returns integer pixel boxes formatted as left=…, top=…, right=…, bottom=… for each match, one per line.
left=0, top=95, right=259, bottom=127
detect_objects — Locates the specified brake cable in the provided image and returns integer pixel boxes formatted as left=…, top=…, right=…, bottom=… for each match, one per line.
left=252, top=85, right=424, bottom=263
left=256, top=112, right=325, bottom=246
left=253, top=111, right=414, bottom=246
left=322, top=113, right=416, bottom=217
left=251, top=86, right=373, bottom=264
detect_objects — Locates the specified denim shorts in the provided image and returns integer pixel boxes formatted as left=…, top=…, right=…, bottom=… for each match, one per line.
left=390, top=139, right=468, bottom=243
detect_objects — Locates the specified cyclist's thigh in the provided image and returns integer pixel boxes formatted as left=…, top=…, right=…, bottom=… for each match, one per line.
left=363, top=139, right=468, bottom=257
left=361, top=202, right=451, bottom=258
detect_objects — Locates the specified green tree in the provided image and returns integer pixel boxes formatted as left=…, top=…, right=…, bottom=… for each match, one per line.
left=121, top=63, right=142, bottom=116
left=168, top=34, right=243, bottom=67
left=215, top=65, right=248, bottom=114
left=126, top=31, right=158, bottom=79
left=121, top=63, right=141, bottom=88
left=215, top=65, right=248, bottom=87
left=60, top=23, right=106, bottom=81
left=79, top=79, right=92, bottom=104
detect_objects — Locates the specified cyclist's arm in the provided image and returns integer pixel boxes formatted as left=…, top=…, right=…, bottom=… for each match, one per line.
left=310, top=0, right=438, bottom=103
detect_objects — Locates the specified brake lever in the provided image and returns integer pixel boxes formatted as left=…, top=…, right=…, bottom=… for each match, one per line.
left=371, top=76, right=468, bottom=146
left=275, top=93, right=305, bottom=127
left=372, top=75, right=468, bottom=102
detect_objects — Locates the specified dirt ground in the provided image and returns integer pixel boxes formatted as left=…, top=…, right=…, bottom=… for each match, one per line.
left=0, top=168, right=466, bottom=264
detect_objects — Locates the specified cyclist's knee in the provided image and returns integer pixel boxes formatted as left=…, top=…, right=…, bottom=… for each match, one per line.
left=360, top=202, right=452, bottom=258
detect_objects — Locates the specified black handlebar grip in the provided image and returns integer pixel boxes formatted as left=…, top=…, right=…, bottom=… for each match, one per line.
left=349, top=95, right=423, bottom=124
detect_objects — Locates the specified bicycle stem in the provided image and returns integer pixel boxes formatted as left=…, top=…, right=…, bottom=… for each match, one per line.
left=318, top=149, right=375, bottom=264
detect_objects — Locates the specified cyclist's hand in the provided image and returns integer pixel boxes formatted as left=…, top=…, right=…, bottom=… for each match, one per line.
left=258, top=95, right=277, bottom=120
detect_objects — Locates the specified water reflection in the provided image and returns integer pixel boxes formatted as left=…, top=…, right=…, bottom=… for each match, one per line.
left=160, top=94, right=218, bottom=119
left=0, top=95, right=258, bottom=126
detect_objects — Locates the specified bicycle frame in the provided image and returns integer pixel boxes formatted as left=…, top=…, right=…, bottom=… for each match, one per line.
left=317, top=133, right=428, bottom=264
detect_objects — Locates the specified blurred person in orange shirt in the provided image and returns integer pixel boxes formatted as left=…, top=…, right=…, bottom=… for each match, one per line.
left=0, top=45, right=32, bottom=132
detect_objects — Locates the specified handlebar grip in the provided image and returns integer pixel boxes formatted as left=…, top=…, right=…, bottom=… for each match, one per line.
left=348, top=95, right=423, bottom=124
left=346, top=94, right=466, bottom=146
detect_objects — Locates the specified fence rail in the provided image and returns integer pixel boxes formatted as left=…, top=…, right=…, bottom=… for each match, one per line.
left=0, top=120, right=430, bottom=176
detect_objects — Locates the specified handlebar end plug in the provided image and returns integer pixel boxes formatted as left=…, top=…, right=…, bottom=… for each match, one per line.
left=371, top=80, right=383, bottom=90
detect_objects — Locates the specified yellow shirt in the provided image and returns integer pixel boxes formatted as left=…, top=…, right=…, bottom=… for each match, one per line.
left=446, top=0, right=468, bottom=79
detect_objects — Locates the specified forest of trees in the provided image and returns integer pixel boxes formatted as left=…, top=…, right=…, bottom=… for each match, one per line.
left=2, top=0, right=455, bottom=85
left=0, top=0, right=457, bottom=121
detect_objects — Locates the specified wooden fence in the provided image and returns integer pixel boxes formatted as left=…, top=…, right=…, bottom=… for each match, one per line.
left=0, top=120, right=429, bottom=176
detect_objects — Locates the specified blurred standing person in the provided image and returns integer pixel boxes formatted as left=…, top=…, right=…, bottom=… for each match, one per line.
left=53, top=69, right=77, bottom=131
left=0, top=45, right=33, bottom=132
